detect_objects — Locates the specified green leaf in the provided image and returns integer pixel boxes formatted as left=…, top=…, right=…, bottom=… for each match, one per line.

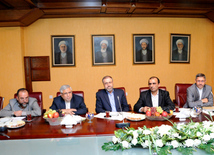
left=158, top=146, right=173, bottom=155
left=176, top=147, right=196, bottom=155
left=102, top=142, right=121, bottom=151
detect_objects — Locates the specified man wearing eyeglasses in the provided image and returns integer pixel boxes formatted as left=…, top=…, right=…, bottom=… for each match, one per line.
left=0, top=88, right=41, bottom=117
left=184, top=73, right=213, bottom=108
left=134, top=76, right=175, bottom=113
left=50, top=85, right=87, bottom=115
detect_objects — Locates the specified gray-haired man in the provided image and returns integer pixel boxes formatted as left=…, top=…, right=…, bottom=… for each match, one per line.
left=50, top=85, right=87, bottom=115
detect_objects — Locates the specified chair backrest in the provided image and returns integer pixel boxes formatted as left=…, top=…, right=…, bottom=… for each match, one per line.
left=14, top=92, right=43, bottom=113
left=139, top=86, right=167, bottom=94
left=175, top=83, right=192, bottom=107
left=0, top=96, right=4, bottom=110
left=56, top=91, right=84, bottom=98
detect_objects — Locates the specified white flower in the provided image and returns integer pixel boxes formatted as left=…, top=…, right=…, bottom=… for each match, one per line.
left=185, top=139, right=194, bottom=147
left=157, top=125, right=172, bottom=137
left=194, top=139, right=201, bottom=146
left=141, top=140, right=149, bottom=148
left=171, top=140, right=179, bottom=148
left=196, top=132, right=202, bottom=137
left=138, top=127, right=143, bottom=132
left=112, top=136, right=119, bottom=144
left=156, top=139, right=163, bottom=147
left=202, top=134, right=211, bottom=142
left=172, top=133, right=179, bottom=138
left=121, top=141, right=130, bottom=149
left=143, top=129, right=151, bottom=135
left=131, top=138, right=138, bottom=145
left=210, top=133, right=214, bottom=139
left=176, top=123, right=185, bottom=130
left=133, top=130, right=139, bottom=139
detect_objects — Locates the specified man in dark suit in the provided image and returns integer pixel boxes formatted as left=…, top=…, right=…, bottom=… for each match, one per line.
left=50, top=85, right=87, bottom=115
left=95, top=76, right=129, bottom=113
left=55, top=40, right=73, bottom=64
left=184, top=73, right=213, bottom=108
left=136, top=38, right=152, bottom=62
left=134, top=76, right=175, bottom=113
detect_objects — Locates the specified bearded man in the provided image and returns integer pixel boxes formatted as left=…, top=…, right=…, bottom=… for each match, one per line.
left=0, top=88, right=41, bottom=117
left=95, top=76, right=129, bottom=113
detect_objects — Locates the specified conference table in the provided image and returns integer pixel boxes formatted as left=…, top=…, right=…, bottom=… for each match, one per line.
left=0, top=113, right=211, bottom=155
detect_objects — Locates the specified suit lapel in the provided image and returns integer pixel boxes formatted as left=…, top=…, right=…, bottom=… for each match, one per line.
left=146, top=90, right=153, bottom=107
left=158, top=90, right=162, bottom=107
left=113, top=90, right=120, bottom=111
left=202, top=85, right=206, bottom=99
left=194, top=85, right=200, bottom=100
left=103, top=91, right=112, bottom=109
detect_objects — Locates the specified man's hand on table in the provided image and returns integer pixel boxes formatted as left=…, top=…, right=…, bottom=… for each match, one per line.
left=139, top=106, right=150, bottom=113
left=14, top=110, right=23, bottom=116
left=62, top=109, right=77, bottom=115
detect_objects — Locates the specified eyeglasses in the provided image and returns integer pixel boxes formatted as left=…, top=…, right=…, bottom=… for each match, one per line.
left=62, top=91, right=72, bottom=96
left=196, top=80, right=205, bottom=83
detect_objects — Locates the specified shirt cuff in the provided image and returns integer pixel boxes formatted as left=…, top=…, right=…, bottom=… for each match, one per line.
left=139, top=107, right=143, bottom=112
left=22, top=111, right=27, bottom=116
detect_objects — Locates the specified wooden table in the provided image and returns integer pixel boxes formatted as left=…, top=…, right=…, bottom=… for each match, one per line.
left=0, top=113, right=210, bottom=140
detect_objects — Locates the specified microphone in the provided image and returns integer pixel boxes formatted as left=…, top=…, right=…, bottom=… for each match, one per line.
left=115, top=96, right=130, bottom=128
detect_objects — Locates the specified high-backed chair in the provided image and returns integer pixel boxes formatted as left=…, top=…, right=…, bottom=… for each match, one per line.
left=0, top=96, right=4, bottom=110
left=98, top=87, right=132, bottom=111
left=139, top=86, right=167, bottom=95
left=14, top=92, right=43, bottom=114
left=175, top=83, right=192, bottom=107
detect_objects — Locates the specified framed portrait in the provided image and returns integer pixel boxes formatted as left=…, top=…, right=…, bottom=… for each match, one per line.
left=133, top=34, right=155, bottom=64
left=170, top=34, right=191, bottom=63
left=92, top=35, right=115, bottom=66
left=51, top=35, right=75, bottom=67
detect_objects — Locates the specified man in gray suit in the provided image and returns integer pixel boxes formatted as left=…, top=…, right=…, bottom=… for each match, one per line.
left=184, top=73, right=213, bottom=108
left=0, top=88, right=41, bottom=117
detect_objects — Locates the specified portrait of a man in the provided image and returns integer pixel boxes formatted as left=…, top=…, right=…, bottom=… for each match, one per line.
left=52, top=35, right=75, bottom=67
left=92, top=35, right=115, bottom=65
left=171, top=34, right=190, bottom=63
left=133, top=34, right=155, bottom=64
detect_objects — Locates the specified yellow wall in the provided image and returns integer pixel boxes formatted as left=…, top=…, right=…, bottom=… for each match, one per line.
left=0, top=17, right=213, bottom=112
left=0, top=27, right=25, bottom=105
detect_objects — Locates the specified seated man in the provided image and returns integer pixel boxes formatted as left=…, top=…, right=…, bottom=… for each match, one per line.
left=134, top=76, right=175, bottom=113
left=0, top=88, right=41, bottom=117
left=50, top=85, right=87, bottom=115
left=95, top=76, right=129, bottom=113
left=184, top=73, right=213, bottom=108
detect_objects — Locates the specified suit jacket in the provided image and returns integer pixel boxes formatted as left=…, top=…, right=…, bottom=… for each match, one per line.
left=134, top=89, right=175, bottom=113
left=95, top=49, right=113, bottom=63
left=184, top=84, right=213, bottom=108
left=0, top=97, right=41, bottom=117
left=50, top=94, right=87, bottom=115
left=95, top=89, right=129, bottom=113
left=55, top=51, right=73, bottom=64
left=172, top=49, right=187, bottom=61
left=136, top=49, right=152, bottom=62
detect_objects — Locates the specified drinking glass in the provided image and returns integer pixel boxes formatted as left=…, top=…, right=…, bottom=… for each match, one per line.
left=86, top=113, right=94, bottom=123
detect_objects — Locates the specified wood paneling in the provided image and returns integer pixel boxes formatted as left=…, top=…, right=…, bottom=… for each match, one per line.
left=0, top=0, right=214, bottom=27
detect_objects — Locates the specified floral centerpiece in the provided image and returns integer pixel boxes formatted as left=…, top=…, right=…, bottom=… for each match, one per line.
left=102, top=116, right=214, bottom=155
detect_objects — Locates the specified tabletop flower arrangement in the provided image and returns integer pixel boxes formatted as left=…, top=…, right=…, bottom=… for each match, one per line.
left=102, top=116, right=214, bottom=155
